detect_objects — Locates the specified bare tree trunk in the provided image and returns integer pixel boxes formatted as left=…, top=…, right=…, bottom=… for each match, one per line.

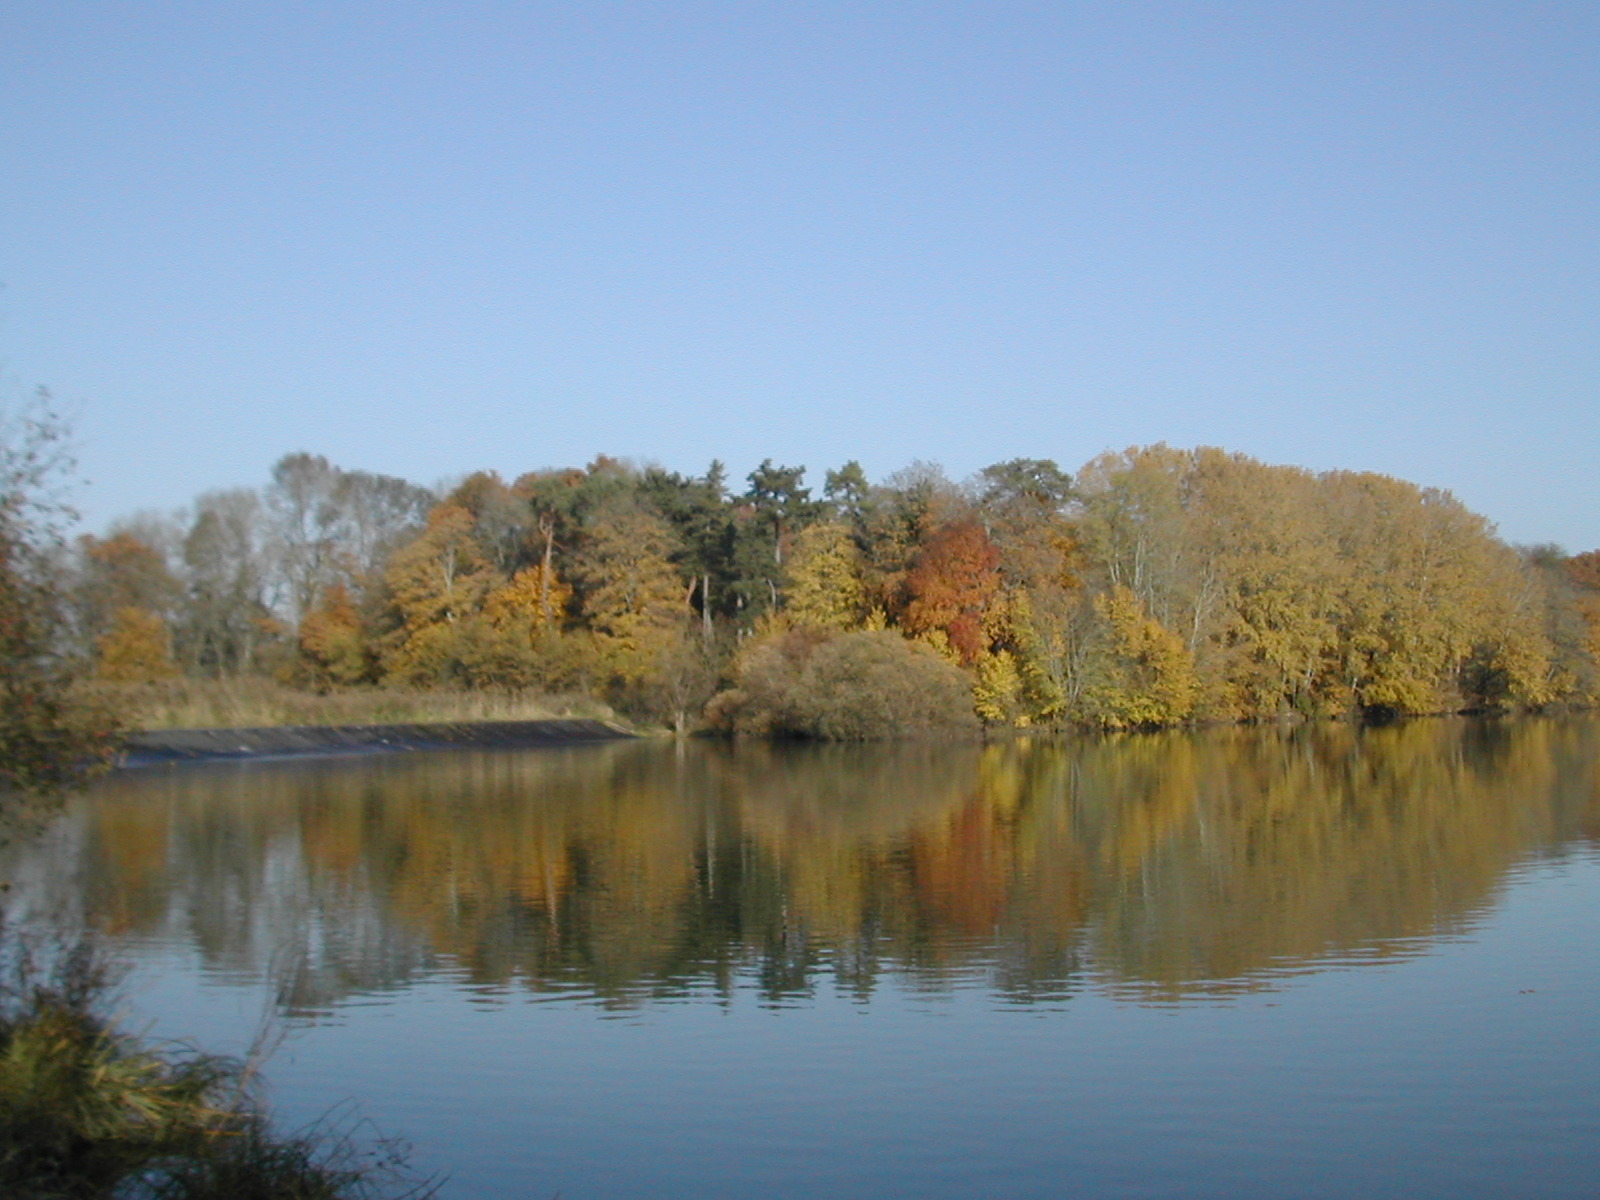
left=701, top=572, right=713, bottom=644
left=540, top=516, right=556, bottom=623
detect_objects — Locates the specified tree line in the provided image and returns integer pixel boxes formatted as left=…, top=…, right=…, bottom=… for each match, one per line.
left=65, top=443, right=1600, bottom=733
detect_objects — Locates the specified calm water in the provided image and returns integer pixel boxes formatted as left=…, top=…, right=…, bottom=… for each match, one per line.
left=4, top=718, right=1598, bottom=1198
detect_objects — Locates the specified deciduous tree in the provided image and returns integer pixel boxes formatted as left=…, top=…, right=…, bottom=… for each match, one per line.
left=902, top=519, right=1002, bottom=665
left=95, top=606, right=179, bottom=683
left=0, top=393, right=118, bottom=797
left=782, top=522, right=867, bottom=631
left=178, top=490, right=278, bottom=678
left=296, top=583, right=371, bottom=688
left=1078, top=586, right=1197, bottom=729
left=574, top=496, right=687, bottom=685
left=71, top=531, right=181, bottom=657
left=382, top=503, right=495, bottom=684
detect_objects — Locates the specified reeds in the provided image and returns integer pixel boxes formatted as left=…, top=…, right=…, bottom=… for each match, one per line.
left=0, top=934, right=436, bottom=1199
left=85, top=676, right=614, bottom=733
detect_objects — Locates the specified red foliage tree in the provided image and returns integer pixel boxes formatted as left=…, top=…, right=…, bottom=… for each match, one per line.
left=902, top=519, right=1002, bottom=664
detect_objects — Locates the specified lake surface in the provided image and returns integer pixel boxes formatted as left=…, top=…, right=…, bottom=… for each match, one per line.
left=4, top=717, right=1598, bottom=1198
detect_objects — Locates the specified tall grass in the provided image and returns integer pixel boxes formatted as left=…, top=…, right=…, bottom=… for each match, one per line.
left=0, top=933, right=437, bottom=1199
left=86, top=677, right=617, bottom=733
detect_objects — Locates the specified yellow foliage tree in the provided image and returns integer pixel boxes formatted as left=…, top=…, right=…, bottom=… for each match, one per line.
left=482, top=564, right=573, bottom=642
left=1321, top=473, right=1509, bottom=714
left=95, top=606, right=179, bottom=683
left=1081, top=586, right=1197, bottom=729
left=382, top=504, right=496, bottom=684
left=576, top=498, right=688, bottom=685
left=782, top=522, right=867, bottom=630
left=973, top=649, right=1029, bottom=727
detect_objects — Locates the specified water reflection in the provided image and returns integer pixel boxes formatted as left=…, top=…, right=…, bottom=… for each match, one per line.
left=6, top=717, right=1597, bottom=1010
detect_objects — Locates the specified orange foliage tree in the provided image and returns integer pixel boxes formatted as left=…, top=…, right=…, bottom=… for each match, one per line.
left=902, top=519, right=1002, bottom=665
left=297, top=583, right=371, bottom=687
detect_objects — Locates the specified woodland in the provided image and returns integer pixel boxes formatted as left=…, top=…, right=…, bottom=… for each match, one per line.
left=6, top=403, right=1595, bottom=1200
left=57, top=440, right=1600, bottom=738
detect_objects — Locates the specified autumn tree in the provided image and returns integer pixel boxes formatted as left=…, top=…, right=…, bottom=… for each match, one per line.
left=574, top=495, right=689, bottom=687
left=902, top=518, right=1002, bottom=665
left=515, top=467, right=590, bottom=626
left=1454, top=543, right=1570, bottom=710
left=381, top=503, right=495, bottom=684
left=95, top=606, right=179, bottom=683
left=447, top=471, right=530, bottom=574
left=1077, top=586, right=1198, bottom=729
left=1074, top=446, right=1195, bottom=627
left=973, top=644, right=1029, bottom=726
left=517, top=458, right=640, bottom=623
left=481, top=564, right=572, bottom=639
left=60, top=436, right=1594, bottom=732
left=1318, top=472, right=1500, bottom=716
left=443, top=563, right=579, bottom=690
left=972, top=458, right=1083, bottom=726
left=1562, top=550, right=1600, bottom=700
left=1187, top=450, right=1338, bottom=717
left=296, top=583, right=372, bottom=688
left=71, top=530, right=181, bottom=657
left=0, top=392, right=119, bottom=797
left=568, top=482, right=725, bottom=727
left=845, top=461, right=963, bottom=621
left=782, top=522, right=868, bottom=631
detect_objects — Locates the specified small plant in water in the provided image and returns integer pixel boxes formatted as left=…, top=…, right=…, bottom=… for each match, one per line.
left=0, top=931, right=437, bottom=1199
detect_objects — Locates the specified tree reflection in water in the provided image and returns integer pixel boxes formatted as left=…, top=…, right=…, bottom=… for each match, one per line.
left=9, top=716, right=1597, bottom=1013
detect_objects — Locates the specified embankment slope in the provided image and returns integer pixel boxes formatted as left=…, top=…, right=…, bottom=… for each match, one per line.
left=120, top=719, right=632, bottom=767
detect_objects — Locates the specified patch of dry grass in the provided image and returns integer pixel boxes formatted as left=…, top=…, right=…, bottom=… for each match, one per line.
left=87, top=678, right=616, bottom=732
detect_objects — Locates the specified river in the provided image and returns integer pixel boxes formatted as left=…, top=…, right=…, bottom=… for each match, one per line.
left=4, top=716, right=1597, bottom=1198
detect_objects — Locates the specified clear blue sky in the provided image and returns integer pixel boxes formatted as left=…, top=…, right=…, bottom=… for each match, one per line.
left=3, top=1, right=1596, bottom=549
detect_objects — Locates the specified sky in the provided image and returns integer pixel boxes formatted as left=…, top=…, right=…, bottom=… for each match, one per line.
left=2, top=1, right=1596, bottom=550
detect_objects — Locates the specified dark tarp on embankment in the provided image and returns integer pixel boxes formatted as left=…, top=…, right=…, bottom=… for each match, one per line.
left=119, top=719, right=633, bottom=768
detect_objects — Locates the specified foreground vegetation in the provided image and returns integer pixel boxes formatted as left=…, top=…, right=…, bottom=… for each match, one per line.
left=2, top=398, right=436, bottom=1197
left=0, top=936, right=435, bottom=1200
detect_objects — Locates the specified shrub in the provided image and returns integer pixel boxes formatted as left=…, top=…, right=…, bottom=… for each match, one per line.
left=707, top=628, right=979, bottom=740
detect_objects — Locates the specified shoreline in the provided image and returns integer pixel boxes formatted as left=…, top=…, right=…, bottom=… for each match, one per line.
left=118, top=718, right=636, bottom=768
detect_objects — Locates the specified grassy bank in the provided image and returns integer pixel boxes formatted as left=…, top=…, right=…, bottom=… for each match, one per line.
left=86, top=678, right=617, bottom=733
